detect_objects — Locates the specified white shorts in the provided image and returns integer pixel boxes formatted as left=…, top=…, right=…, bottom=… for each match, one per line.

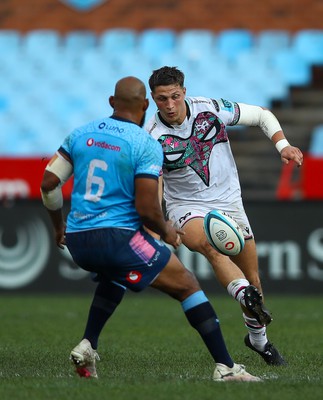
left=166, top=199, right=254, bottom=240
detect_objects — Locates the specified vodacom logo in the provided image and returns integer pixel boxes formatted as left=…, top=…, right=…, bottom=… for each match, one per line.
left=225, top=242, right=235, bottom=251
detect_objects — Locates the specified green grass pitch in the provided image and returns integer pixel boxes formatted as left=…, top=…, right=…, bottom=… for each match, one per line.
left=0, top=292, right=322, bottom=400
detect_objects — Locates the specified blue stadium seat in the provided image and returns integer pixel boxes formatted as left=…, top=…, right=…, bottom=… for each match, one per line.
left=271, top=49, right=312, bottom=86
left=256, top=30, right=291, bottom=53
left=22, top=30, right=62, bottom=55
left=98, top=29, right=138, bottom=69
left=64, top=30, right=97, bottom=52
left=235, top=51, right=288, bottom=102
left=0, top=115, right=40, bottom=156
left=292, top=29, right=323, bottom=65
left=235, top=49, right=269, bottom=72
left=176, top=29, right=216, bottom=60
left=216, top=29, right=254, bottom=63
left=138, top=29, right=176, bottom=62
left=99, top=29, right=137, bottom=53
left=21, top=30, right=63, bottom=75
left=309, top=125, right=323, bottom=156
left=0, top=29, right=21, bottom=53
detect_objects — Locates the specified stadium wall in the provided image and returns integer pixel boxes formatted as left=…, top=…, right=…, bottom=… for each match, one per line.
left=0, top=0, right=322, bottom=33
left=1, top=200, right=323, bottom=294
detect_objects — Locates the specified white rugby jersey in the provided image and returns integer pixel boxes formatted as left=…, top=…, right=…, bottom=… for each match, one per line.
left=145, top=96, right=242, bottom=208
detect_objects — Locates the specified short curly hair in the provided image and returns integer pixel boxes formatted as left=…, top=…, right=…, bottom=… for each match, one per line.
left=149, top=66, right=185, bottom=92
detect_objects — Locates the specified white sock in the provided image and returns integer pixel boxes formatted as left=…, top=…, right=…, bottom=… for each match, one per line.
left=226, top=278, right=250, bottom=307
left=243, top=313, right=268, bottom=351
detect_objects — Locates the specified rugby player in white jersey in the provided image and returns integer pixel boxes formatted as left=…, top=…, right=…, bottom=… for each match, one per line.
left=146, top=66, right=303, bottom=366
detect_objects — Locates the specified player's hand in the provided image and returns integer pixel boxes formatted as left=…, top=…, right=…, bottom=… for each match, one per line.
left=280, top=145, right=303, bottom=167
left=161, top=220, right=185, bottom=249
left=54, top=223, right=66, bottom=249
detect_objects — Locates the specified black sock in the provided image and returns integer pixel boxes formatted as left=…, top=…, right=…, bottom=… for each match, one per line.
left=83, top=280, right=126, bottom=349
left=182, top=291, right=234, bottom=367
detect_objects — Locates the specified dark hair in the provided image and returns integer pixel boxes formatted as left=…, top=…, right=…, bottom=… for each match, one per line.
left=149, top=66, right=185, bottom=92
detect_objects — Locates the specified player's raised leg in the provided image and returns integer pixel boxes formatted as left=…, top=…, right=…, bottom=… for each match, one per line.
left=178, top=217, right=285, bottom=365
left=231, top=240, right=287, bottom=366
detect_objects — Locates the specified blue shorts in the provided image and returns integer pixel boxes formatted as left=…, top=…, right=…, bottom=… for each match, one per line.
left=66, top=227, right=171, bottom=292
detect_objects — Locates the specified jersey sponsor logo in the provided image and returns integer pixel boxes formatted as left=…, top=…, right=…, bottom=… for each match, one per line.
left=158, top=112, right=228, bottom=186
left=87, top=138, right=121, bottom=151
left=147, top=251, right=161, bottom=267
left=243, top=226, right=253, bottom=239
left=191, top=99, right=211, bottom=104
left=126, top=271, right=142, bottom=284
left=130, top=231, right=156, bottom=263
left=179, top=212, right=192, bottom=224
left=98, top=122, right=124, bottom=133
left=221, top=98, right=232, bottom=110
left=148, top=122, right=157, bottom=134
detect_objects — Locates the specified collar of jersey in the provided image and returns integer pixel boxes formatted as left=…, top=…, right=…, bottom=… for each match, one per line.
left=110, top=115, right=138, bottom=125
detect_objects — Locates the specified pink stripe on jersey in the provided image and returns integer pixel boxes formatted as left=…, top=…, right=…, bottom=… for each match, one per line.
left=130, top=231, right=156, bottom=263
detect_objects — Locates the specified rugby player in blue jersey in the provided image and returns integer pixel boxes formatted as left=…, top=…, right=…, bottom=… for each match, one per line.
left=41, top=76, right=261, bottom=382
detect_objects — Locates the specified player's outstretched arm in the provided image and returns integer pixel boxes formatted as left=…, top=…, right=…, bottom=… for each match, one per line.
left=237, top=103, right=303, bottom=167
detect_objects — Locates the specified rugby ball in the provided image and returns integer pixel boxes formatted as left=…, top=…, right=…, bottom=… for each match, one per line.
left=203, top=210, right=245, bottom=256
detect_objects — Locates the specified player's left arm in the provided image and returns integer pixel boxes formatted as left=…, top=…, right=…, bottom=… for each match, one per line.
left=237, top=103, right=303, bottom=167
left=40, top=152, right=74, bottom=248
left=144, top=175, right=164, bottom=240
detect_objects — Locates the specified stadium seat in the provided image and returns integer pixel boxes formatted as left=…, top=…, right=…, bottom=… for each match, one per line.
left=64, top=30, right=97, bottom=52
left=76, top=49, right=105, bottom=75
left=22, top=30, right=62, bottom=55
left=99, top=29, right=137, bottom=54
left=216, top=29, right=254, bottom=63
left=138, top=29, right=176, bottom=63
left=0, top=117, right=37, bottom=156
left=0, top=95, right=8, bottom=113
left=309, top=125, right=323, bottom=156
left=270, top=49, right=312, bottom=86
left=235, top=51, right=288, bottom=102
left=20, top=30, right=63, bottom=75
left=255, top=30, right=291, bottom=53
left=98, top=29, right=138, bottom=69
left=0, top=29, right=21, bottom=53
left=176, top=29, right=216, bottom=60
left=235, top=50, right=269, bottom=73
left=292, top=29, right=323, bottom=65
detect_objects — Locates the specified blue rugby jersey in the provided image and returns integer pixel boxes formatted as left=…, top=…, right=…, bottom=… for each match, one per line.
left=60, top=116, right=163, bottom=232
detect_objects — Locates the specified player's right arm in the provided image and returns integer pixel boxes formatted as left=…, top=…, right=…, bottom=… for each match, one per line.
left=135, top=133, right=183, bottom=248
left=40, top=151, right=73, bottom=248
left=135, top=176, right=182, bottom=249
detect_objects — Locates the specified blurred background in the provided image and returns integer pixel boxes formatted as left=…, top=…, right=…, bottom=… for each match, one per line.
left=1, top=0, right=323, bottom=294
